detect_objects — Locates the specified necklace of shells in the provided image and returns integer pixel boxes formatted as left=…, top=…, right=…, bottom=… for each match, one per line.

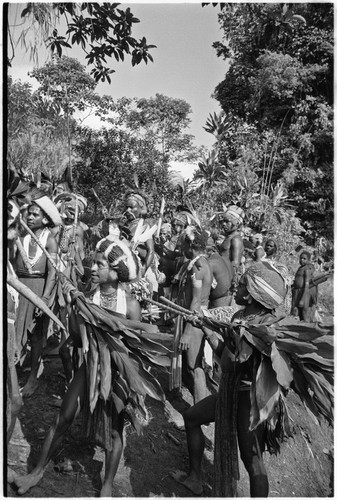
left=99, top=288, right=118, bottom=309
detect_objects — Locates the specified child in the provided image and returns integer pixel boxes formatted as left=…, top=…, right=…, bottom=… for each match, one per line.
left=249, top=233, right=266, bottom=262
left=291, top=250, right=317, bottom=321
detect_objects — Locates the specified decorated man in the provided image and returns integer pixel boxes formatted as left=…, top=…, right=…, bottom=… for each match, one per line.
left=170, top=226, right=213, bottom=404
left=171, top=261, right=333, bottom=497
left=13, top=236, right=170, bottom=496
left=14, top=196, right=62, bottom=396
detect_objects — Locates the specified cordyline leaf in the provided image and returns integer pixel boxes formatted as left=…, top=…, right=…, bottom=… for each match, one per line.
left=111, top=351, right=147, bottom=396
left=291, top=365, right=325, bottom=425
left=250, top=358, right=261, bottom=430
left=297, top=352, right=334, bottom=370
left=311, top=335, right=334, bottom=360
left=73, top=292, right=158, bottom=335
left=301, top=364, right=334, bottom=398
left=87, top=330, right=100, bottom=412
left=128, top=353, right=166, bottom=402
left=126, top=331, right=172, bottom=356
left=254, top=356, right=280, bottom=427
left=270, top=342, right=293, bottom=389
left=300, top=368, right=333, bottom=423
left=78, top=312, right=89, bottom=354
left=236, top=337, right=253, bottom=363
left=111, top=391, right=126, bottom=415
left=241, top=329, right=272, bottom=355
left=95, top=330, right=112, bottom=401
left=100, top=330, right=130, bottom=355
left=244, top=324, right=277, bottom=344
left=273, top=318, right=331, bottom=341
left=275, top=338, right=317, bottom=355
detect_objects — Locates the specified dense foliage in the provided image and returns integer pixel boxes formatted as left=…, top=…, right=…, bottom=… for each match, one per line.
left=7, top=3, right=333, bottom=259
left=208, top=3, right=333, bottom=244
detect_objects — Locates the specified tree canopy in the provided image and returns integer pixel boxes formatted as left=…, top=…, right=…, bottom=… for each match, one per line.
left=7, top=3, right=156, bottom=82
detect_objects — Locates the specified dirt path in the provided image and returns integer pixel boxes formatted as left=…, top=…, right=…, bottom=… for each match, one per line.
left=7, top=331, right=333, bottom=498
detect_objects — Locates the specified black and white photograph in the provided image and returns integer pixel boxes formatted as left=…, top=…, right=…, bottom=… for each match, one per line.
left=5, top=2, right=333, bottom=497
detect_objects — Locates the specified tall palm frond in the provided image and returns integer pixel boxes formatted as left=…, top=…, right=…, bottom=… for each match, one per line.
left=203, top=110, right=234, bottom=143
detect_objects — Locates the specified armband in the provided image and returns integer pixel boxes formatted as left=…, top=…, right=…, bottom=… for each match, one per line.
left=191, top=273, right=203, bottom=288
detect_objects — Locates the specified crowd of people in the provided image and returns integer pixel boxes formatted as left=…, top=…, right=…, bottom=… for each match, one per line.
left=6, top=170, right=333, bottom=497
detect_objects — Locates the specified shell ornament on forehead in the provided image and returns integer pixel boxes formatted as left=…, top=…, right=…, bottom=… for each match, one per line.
left=96, top=237, right=138, bottom=281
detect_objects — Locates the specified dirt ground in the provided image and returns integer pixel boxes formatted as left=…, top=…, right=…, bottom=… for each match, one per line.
left=6, top=327, right=334, bottom=498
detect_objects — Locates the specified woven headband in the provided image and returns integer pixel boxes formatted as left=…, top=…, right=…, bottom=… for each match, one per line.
left=128, top=194, right=146, bottom=207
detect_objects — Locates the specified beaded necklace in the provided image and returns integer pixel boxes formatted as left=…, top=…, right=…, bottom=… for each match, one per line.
left=99, top=289, right=118, bottom=309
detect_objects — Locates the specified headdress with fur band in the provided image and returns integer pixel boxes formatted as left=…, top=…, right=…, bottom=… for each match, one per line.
left=33, top=196, right=62, bottom=227
left=125, top=190, right=148, bottom=216
left=96, top=237, right=138, bottom=281
left=221, top=204, right=245, bottom=225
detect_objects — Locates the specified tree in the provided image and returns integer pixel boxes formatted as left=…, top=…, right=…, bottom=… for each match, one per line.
left=108, top=94, right=202, bottom=163
left=72, top=126, right=175, bottom=222
left=7, top=3, right=156, bottom=83
left=211, top=3, right=333, bottom=241
left=7, top=76, right=72, bottom=181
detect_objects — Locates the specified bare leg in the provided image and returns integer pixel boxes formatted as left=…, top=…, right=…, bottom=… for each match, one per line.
left=14, top=364, right=86, bottom=495
left=237, top=391, right=268, bottom=497
left=59, top=337, right=74, bottom=383
left=171, top=394, right=216, bottom=495
left=21, top=320, right=45, bottom=397
left=100, top=412, right=124, bottom=497
left=183, top=328, right=209, bottom=404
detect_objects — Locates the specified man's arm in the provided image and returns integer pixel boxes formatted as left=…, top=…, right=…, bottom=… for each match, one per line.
left=179, top=264, right=205, bottom=351
left=143, top=237, right=155, bottom=275
left=41, top=234, right=58, bottom=302
left=231, top=237, right=243, bottom=270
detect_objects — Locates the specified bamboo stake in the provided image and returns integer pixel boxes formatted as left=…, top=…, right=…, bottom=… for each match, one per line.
left=7, top=273, right=65, bottom=331
left=156, top=196, right=165, bottom=238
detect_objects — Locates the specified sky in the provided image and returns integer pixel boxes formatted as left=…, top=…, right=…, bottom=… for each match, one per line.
left=7, top=2, right=229, bottom=177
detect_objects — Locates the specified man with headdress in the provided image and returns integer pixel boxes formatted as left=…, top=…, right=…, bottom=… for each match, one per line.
left=13, top=236, right=169, bottom=497
left=171, top=261, right=289, bottom=496
left=216, top=205, right=245, bottom=303
left=123, top=190, right=158, bottom=293
left=52, top=192, right=88, bottom=282
left=14, top=195, right=62, bottom=396
left=218, top=205, right=245, bottom=273
left=170, top=225, right=213, bottom=404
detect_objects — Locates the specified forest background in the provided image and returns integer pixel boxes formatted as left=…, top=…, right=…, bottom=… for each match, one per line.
left=6, top=3, right=334, bottom=311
